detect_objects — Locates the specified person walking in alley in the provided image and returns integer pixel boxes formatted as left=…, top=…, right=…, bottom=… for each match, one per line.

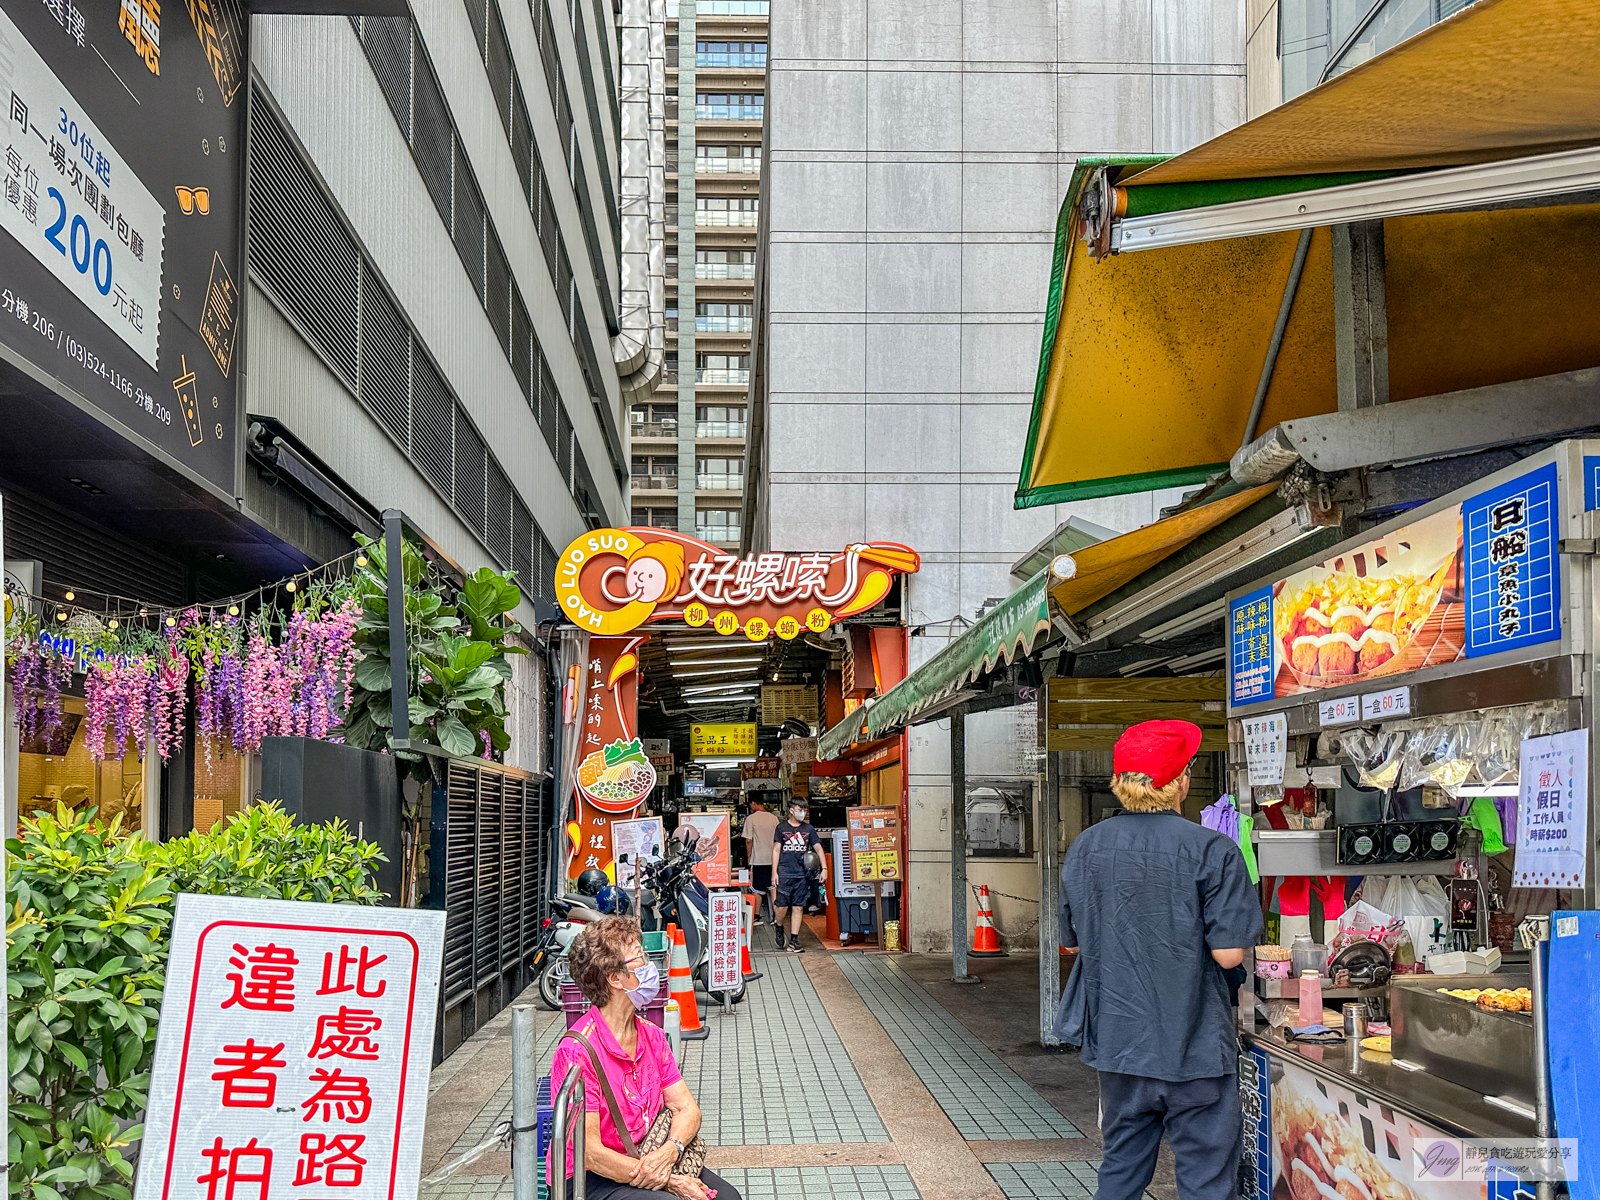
left=549, top=916, right=740, bottom=1200
left=772, top=797, right=823, bottom=953
left=742, top=798, right=779, bottom=925
left=1055, top=720, right=1261, bottom=1200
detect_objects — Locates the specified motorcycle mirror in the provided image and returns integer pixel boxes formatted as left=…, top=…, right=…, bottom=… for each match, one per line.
left=618, top=853, right=630, bottom=863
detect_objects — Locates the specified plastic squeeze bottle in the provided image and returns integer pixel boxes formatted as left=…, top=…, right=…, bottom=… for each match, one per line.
left=1299, top=969, right=1323, bottom=1026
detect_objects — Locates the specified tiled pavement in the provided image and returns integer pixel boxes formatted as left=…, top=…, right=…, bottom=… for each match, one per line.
left=985, top=1161, right=1108, bottom=1199
left=717, top=1166, right=921, bottom=1200
left=831, top=955, right=1081, bottom=1142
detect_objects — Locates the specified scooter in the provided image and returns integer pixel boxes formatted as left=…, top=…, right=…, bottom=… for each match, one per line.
left=533, top=893, right=608, bottom=1010
left=631, top=831, right=747, bottom=1005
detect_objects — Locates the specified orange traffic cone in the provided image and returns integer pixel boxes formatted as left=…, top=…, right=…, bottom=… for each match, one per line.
left=969, top=884, right=1008, bottom=958
left=669, top=925, right=707, bottom=1040
left=741, top=899, right=763, bottom=982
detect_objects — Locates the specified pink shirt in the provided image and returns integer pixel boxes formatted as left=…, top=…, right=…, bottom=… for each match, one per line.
left=548, top=1008, right=683, bottom=1182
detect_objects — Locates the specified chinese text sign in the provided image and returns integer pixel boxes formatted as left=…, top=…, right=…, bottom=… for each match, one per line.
left=1463, top=462, right=1561, bottom=657
left=137, top=895, right=445, bottom=1200
left=1229, top=586, right=1274, bottom=705
left=1515, top=729, right=1587, bottom=890
left=707, top=891, right=742, bottom=993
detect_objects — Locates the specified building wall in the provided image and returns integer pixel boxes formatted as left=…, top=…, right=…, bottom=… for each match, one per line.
left=755, top=0, right=1246, bottom=952
left=1246, top=0, right=1283, bottom=119
left=248, top=10, right=629, bottom=620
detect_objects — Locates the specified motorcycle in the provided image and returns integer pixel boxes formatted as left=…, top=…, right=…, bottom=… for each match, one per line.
left=533, top=893, right=608, bottom=1010
left=631, top=828, right=747, bottom=1006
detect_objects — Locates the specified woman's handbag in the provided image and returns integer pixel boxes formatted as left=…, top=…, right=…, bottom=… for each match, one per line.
left=559, top=1027, right=708, bottom=1178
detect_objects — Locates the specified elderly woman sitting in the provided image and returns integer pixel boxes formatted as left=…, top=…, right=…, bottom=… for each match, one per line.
left=549, top=916, right=741, bottom=1200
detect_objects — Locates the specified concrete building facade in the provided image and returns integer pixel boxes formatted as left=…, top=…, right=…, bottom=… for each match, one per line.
left=745, top=0, right=1247, bottom=952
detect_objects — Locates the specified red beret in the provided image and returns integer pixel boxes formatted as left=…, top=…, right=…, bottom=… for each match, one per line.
left=1113, top=720, right=1203, bottom=787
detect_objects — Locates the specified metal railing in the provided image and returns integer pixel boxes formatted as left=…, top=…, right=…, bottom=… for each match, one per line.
left=694, top=210, right=759, bottom=227
left=547, top=1057, right=588, bottom=1200
left=696, top=474, right=744, bottom=490
left=630, top=421, right=679, bottom=438
left=696, top=421, right=746, bottom=438
left=631, top=474, right=678, bottom=490
left=695, top=104, right=764, bottom=121
left=696, top=263, right=755, bottom=279
left=695, top=157, right=761, bottom=174
left=697, top=525, right=742, bottom=543
left=696, top=316, right=753, bottom=332
left=696, top=51, right=767, bottom=67
left=671, top=0, right=768, bottom=14
left=695, top=368, right=750, bottom=384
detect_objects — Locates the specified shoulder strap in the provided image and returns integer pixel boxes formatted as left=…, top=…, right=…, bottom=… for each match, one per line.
left=560, top=1026, right=640, bottom=1157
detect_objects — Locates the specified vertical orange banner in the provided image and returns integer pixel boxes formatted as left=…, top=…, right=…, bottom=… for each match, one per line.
left=568, top=635, right=656, bottom=881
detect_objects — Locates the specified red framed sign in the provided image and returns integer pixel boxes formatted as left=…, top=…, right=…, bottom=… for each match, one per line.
left=136, top=896, right=445, bottom=1200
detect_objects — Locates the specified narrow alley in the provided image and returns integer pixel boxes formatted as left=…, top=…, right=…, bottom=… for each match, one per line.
left=420, top=936, right=1171, bottom=1200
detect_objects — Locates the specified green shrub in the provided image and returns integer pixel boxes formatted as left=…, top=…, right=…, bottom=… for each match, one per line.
left=7, top=803, right=386, bottom=1200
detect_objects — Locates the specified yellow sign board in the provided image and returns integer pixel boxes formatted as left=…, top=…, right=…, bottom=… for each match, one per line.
left=690, top=723, right=758, bottom=759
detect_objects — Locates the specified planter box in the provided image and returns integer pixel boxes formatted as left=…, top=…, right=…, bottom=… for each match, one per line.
left=259, top=737, right=403, bottom=903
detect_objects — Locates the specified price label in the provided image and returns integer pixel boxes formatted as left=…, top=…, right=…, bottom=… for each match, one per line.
left=1360, top=686, right=1411, bottom=721
left=1318, top=695, right=1362, bottom=726
left=1242, top=712, right=1288, bottom=787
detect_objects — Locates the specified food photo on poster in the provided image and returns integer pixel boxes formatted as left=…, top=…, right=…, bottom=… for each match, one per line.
left=0, top=0, right=245, bottom=494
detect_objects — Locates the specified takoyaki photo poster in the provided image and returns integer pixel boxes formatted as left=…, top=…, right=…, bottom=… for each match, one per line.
left=1230, top=462, right=1563, bottom=709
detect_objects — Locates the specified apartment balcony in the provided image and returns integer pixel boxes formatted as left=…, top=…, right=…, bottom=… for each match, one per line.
left=697, top=526, right=743, bottom=544
left=696, top=421, right=746, bottom=440
left=696, top=475, right=744, bottom=492
left=631, top=474, right=679, bottom=492
left=696, top=52, right=766, bottom=67
left=695, top=104, right=764, bottom=121
left=695, top=157, right=760, bottom=175
left=630, top=421, right=679, bottom=441
left=695, top=210, right=759, bottom=228
left=670, top=0, right=768, bottom=14
left=695, top=263, right=755, bottom=280
left=695, top=368, right=749, bottom=385
left=696, top=316, right=753, bottom=333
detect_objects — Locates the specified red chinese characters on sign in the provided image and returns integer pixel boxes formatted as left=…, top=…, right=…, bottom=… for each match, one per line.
left=707, top=891, right=742, bottom=993
left=136, top=897, right=443, bottom=1200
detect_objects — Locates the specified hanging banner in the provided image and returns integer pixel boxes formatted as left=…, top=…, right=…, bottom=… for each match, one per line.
left=554, top=528, right=920, bottom=639
left=707, top=891, right=742, bottom=993
left=136, top=895, right=444, bottom=1200
left=567, top=635, right=652, bottom=881
left=1515, top=729, right=1588, bottom=890
left=0, top=0, right=246, bottom=494
left=1242, top=713, right=1288, bottom=788
left=1229, top=462, right=1562, bottom=710
left=680, top=811, right=731, bottom=888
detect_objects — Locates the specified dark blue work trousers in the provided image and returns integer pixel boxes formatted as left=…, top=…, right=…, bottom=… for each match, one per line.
left=1095, top=1071, right=1240, bottom=1200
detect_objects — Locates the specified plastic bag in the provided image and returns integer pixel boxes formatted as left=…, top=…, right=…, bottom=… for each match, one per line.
left=1341, top=727, right=1407, bottom=790
left=1471, top=714, right=1520, bottom=786
left=1331, top=900, right=1404, bottom=955
left=1383, top=874, right=1449, bottom=919
left=1400, top=719, right=1473, bottom=795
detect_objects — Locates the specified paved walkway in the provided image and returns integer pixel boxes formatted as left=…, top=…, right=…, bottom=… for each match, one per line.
left=419, top=931, right=1162, bottom=1200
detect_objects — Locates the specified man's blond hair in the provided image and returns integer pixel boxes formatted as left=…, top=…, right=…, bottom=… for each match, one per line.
left=1111, top=770, right=1187, bottom=813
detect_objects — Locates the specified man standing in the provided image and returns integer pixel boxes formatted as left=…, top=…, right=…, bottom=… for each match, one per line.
left=1056, top=720, right=1261, bottom=1200
left=741, top=798, right=779, bottom=925
left=772, top=798, right=823, bottom=953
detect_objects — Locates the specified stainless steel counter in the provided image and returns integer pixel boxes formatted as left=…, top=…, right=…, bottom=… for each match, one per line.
left=1242, top=1026, right=1536, bottom=1140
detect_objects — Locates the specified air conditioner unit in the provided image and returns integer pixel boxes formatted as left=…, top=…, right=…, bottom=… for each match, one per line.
left=830, top=829, right=894, bottom=900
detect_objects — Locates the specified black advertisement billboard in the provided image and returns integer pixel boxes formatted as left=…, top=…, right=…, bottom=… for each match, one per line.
left=0, top=0, right=246, bottom=496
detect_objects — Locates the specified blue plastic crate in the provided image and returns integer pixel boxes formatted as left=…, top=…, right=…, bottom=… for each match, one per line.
left=537, top=1075, right=553, bottom=1158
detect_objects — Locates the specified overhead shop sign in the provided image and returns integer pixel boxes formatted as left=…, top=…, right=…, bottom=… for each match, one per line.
left=0, top=0, right=245, bottom=494
left=555, top=528, right=920, bottom=640
left=691, top=721, right=756, bottom=758
left=1229, top=457, right=1564, bottom=712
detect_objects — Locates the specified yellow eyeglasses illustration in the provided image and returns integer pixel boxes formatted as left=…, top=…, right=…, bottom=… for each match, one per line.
left=175, top=186, right=211, bottom=216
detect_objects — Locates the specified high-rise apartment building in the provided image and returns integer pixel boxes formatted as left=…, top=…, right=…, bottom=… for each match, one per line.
left=628, top=0, right=768, bottom=546
left=746, top=0, right=1247, bottom=952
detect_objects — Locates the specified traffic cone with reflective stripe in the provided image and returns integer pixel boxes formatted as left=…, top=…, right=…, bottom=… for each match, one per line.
left=669, top=925, right=707, bottom=1040
left=969, top=885, right=1008, bottom=958
left=741, top=896, right=763, bottom=982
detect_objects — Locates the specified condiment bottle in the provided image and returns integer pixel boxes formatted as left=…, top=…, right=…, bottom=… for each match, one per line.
left=1299, top=969, right=1323, bottom=1026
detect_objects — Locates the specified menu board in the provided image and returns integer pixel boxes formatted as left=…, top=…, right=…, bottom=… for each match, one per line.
left=846, top=805, right=901, bottom=883
left=1229, top=463, right=1562, bottom=710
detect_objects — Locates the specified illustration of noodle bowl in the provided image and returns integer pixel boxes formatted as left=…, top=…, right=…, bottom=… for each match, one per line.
left=1275, top=509, right=1460, bottom=689
left=578, top=738, right=659, bottom=812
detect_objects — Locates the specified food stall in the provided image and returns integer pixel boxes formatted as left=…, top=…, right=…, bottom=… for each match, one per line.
left=1227, top=440, right=1598, bottom=1200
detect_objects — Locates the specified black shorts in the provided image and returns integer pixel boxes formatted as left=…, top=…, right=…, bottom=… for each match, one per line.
left=751, top=864, right=772, bottom=891
left=774, top=875, right=811, bottom=908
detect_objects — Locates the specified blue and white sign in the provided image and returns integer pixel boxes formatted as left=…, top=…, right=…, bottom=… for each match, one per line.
left=1229, top=585, right=1274, bottom=705
left=1515, top=728, right=1587, bottom=891
left=1462, top=462, right=1561, bottom=657
left=1585, top=455, right=1600, bottom=511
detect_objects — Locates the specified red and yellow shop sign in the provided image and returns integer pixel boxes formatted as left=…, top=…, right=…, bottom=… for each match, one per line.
left=567, top=635, right=656, bottom=881
left=555, top=528, right=920, bottom=639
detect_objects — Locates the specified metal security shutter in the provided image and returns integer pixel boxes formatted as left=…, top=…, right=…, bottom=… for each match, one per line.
left=454, top=146, right=486, bottom=300
left=442, top=764, right=477, bottom=1005
left=412, top=51, right=455, bottom=228
left=486, top=230, right=511, bottom=357
left=486, top=6, right=515, bottom=134
left=454, top=411, right=487, bottom=535
left=511, top=495, right=534, bottom=590
left=362, top=16, right=413, bottom=140
left=511, top=87, right=534, bottom=204
left=412, top=352, right=455, bottom=498
left=486, top=459, right=513, bottom=567
left=474, top=772, right=502, bottom=987
left=357, top=269, right=411, bottom=450
left=512, top=295, right=533, bottom=407
left=501, top=778, right=525, bottom=971
left=538, top=357, right=559, bottom=455
left=248, top=97, right=360, bottom=388
left=526, top=777, right=551, bottom=950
